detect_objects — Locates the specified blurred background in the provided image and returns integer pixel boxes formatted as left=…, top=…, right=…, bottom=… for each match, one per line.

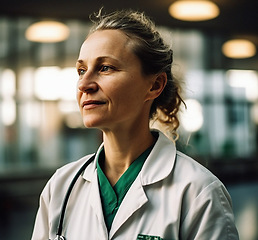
left=0, top=0, right=257, bottom=239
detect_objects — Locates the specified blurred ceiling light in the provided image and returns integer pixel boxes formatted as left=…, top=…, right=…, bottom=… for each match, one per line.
left=180, top=99, right=204, bottom=132
left=25, top=21, right=70, bottom=43
left=168, top=0, right=220, bottom=21
left=222, top=39, right=256, bottom=58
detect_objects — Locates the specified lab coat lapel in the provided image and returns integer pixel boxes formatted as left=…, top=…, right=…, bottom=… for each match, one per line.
left=109, top=177, right=148, bottom=238
left=109, top=131, right=176, bottom=238
left=88, top=172, right=109, bottom=239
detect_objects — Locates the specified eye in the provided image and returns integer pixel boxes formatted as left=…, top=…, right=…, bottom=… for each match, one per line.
left=100, top=65, right=114, bottom=72
left=78, top=68, right=86, bottom=76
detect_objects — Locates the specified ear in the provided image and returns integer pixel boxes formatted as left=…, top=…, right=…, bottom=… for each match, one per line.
left=146, top=72, right=167, bottom=101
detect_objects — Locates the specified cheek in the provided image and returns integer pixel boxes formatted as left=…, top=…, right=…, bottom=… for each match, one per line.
left=109, top=83, right=132, bottom=101
left=113, top=85, right=144, bottom=108
left=104, top=73, right=148, bottom=104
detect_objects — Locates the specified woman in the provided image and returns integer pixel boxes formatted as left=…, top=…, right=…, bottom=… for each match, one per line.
left=32, top=10, right=239, bottom=240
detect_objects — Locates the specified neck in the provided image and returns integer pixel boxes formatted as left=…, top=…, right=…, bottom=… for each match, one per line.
left=101, top=124, right=155, bottom=186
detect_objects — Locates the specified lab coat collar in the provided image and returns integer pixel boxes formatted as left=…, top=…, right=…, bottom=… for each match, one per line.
left=140, top=130, right=176, bottom=185
left=83, top=130, right=176, bottom=185
left=83, top=142, right=104, bottom=181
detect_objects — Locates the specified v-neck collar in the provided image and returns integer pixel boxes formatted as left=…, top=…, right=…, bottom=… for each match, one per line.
left=97, top=145, right=153, bottom=231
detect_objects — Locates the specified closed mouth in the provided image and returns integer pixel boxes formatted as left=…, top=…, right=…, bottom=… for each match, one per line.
left=82, top=100, right=106, bottom=108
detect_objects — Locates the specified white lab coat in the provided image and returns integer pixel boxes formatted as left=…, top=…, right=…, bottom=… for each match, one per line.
left=31, top=131, right=239, bottom=240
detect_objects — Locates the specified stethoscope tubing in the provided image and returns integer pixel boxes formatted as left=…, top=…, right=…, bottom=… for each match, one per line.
left=55, top=155, right=95, bottom=238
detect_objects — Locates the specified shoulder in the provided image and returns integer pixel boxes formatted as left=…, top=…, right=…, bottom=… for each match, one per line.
left=45, top=154, right=95, bottom=193
left=144, top=130, right=219, bottom=188
left=175, top=150, right=218, bottom=183
left=173, top=150, right=224, bottom=196
left=173, top=150, right=233, bottom=213
left=55, top=154, right=95, bottom=178
left=173, top=152, right=239, bottom=239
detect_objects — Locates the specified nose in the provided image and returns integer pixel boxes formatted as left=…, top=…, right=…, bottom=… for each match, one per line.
left=77, top=73, right=99, bottom=94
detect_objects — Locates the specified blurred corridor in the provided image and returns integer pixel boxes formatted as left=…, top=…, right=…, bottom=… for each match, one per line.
left=0, top=1, right=258, bottom=239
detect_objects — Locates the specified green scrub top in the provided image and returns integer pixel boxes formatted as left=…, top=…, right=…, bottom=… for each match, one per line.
left=97, top=145, right=154, bottom=231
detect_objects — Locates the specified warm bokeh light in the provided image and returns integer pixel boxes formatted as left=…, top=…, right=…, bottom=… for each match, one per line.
left=34, top=67, right=77, bottom=101
left=1, top=99, right=16, bottom=126
left=59, top=68, right=78, bottom=101
left=222, top=39, right=256, bottom=59
left=227, top=70, right=258, bottom=101
left=34, top=66, right=61, bottom=100
left=0, top=69, right=16, bottom=97
left=168, top=0, right=220, bottom=21
left=180, top=99, right=204, bottom=132
left=25, top=21, right=70, bottom=43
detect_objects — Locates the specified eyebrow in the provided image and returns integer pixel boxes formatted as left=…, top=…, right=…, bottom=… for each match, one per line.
left=76, top=56, right=120, bottom=65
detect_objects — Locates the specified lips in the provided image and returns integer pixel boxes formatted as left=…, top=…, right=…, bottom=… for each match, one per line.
left=81, top=100, right=106, bottom=109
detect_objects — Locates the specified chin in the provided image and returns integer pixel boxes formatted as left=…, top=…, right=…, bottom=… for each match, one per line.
left=82, top=117, right=105, bottom=129
left=83, top=121, right=99, bottom=129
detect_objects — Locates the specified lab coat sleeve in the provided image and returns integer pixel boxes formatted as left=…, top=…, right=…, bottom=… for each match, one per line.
left=180, top=180, right=239, bottom=240
left=31, top=179, right=51, bottom=240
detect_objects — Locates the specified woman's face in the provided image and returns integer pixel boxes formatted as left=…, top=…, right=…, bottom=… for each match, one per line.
left=76, top=29, right=155, bottom=131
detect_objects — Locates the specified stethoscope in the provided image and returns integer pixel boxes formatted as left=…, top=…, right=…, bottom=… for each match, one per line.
left=51, top=155, right=95, bottom=240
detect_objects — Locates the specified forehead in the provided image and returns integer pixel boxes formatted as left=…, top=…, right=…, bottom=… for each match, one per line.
left=86, top=29, right=129, bottom=42
left=79, top=30, right=132, bottom=58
